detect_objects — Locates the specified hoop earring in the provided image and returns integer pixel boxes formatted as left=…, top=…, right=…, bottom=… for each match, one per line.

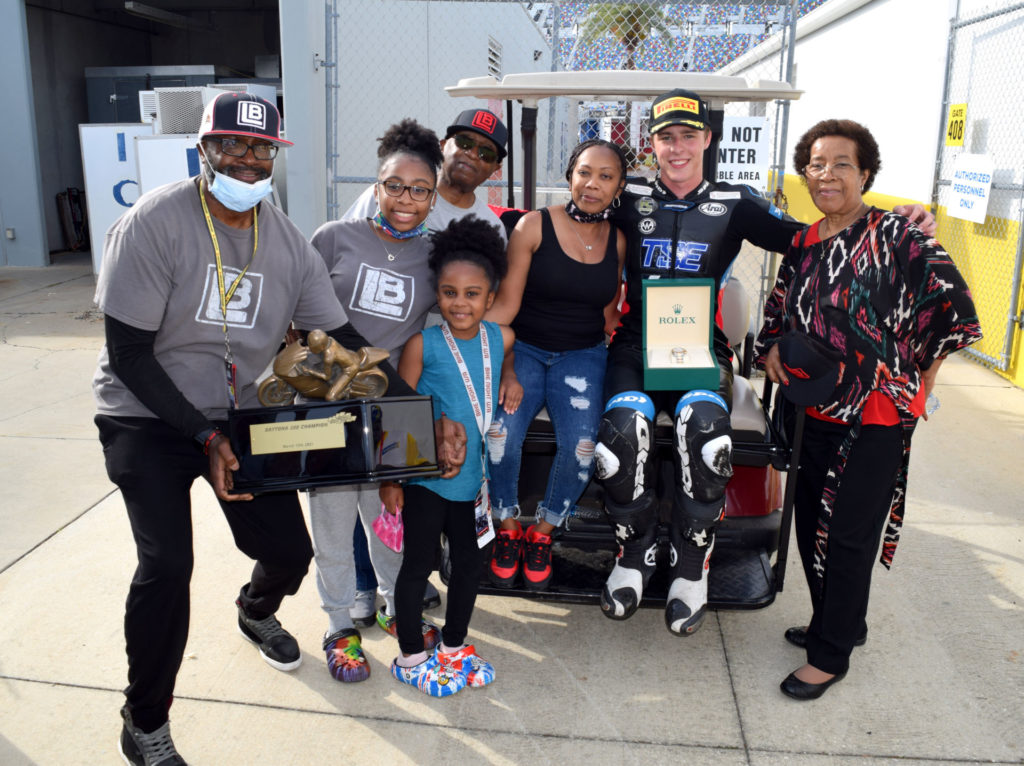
left=612, top=195, right=621, bottom=209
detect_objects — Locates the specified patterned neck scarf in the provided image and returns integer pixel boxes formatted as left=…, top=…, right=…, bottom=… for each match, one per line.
left=564, top=201, right=613, bottom=223
left=372, top=210, right=428, bottom=240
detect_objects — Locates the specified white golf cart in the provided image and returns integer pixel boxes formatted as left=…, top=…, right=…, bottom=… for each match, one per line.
left=440, top=70, right=804, bottom=612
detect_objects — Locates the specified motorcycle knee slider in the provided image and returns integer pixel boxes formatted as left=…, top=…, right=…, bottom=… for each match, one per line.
left=673, top=390, right=733, bottom=506
left=594, top=391, right=656, bottom=506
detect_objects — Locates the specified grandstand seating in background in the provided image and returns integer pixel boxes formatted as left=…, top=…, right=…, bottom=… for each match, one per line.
left=547, top=0, right=827, bottom=73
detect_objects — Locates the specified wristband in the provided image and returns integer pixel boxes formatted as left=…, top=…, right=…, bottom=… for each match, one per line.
left=197, top=427, right=223, bottom=455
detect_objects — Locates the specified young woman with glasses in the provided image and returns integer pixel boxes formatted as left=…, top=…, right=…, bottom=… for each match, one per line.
left=305, top=119, right=461, bottom=684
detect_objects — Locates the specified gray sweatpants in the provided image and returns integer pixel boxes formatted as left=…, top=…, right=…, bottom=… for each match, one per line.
left=308, top=482, right=403, bottom=636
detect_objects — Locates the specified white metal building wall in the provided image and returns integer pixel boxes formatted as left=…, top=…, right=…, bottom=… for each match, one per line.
left=328, top=2, right=553, bottom=218
left=727, top=0, right=955, bottom=203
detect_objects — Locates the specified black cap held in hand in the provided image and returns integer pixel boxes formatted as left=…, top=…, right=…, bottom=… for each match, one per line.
left=778, top=331, right=842, bottom=407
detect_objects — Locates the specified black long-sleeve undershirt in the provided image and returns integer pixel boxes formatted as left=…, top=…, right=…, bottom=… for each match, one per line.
left=104, top=315, right=413, bottom=443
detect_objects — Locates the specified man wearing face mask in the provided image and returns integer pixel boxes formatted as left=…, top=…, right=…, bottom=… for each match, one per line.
left=92, top=92, right=465, bottom=766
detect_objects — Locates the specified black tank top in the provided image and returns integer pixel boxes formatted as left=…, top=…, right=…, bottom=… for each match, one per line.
left=511, top=208, right=619, bottom=351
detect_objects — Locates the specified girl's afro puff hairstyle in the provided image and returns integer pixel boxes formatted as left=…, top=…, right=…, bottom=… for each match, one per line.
left=376, top=118, right=443, bottom=173
left=427, top=216, right=508, bottom=290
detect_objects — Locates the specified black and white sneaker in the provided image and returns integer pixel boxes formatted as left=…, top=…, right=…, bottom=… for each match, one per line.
left=118, top=707, right=187, bottom=766
left=236, top=601, right=302, bottom=671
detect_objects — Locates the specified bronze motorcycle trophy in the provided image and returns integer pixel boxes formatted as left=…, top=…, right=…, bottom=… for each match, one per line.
left=228, top=331, right=440, bottom=493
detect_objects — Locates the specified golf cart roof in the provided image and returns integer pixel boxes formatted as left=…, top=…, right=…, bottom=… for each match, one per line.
left=445, top=70, right=802, bottom=107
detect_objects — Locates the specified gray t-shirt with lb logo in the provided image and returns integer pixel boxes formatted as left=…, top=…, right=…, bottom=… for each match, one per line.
left=310, top=218, right=437, bottom=363
left=93, top=178, right=347, bottom=420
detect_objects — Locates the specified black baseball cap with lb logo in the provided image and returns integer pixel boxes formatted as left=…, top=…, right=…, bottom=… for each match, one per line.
left=445, top=109, right=508, bottom=160
left=199, top=92, right=293, bottom=147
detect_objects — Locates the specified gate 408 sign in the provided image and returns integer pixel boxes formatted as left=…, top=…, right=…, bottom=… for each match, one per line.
left=945, top=103, right=967, bottom=147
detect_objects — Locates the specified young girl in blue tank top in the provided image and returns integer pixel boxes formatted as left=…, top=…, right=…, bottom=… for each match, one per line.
left=380, top=216, right=515, bottom=697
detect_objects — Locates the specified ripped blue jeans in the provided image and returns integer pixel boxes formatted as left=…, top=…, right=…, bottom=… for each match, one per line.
left=487, top=339, right=607, bottom=527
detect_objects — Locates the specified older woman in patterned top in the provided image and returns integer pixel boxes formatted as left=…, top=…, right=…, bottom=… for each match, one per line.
left=754, top=118, right=982, bottom=701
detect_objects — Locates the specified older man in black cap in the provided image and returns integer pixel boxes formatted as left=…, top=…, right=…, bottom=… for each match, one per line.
left=93, top=91, right=461, bottom=765
left=594, top=88, right=935, bottom=639
left=344, top=108, right=509, bottom=239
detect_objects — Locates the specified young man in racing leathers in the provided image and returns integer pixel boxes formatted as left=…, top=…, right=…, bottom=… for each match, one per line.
left=595, top=89, right=932, bottom=636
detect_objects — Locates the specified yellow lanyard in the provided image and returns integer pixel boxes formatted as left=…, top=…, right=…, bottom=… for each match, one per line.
left=199, top=178, right=259, bottom=408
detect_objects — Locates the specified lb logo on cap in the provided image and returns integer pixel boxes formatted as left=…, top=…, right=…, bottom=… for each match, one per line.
left=471, top=110, right=498, bottom=134
left=237, top=101, right=267, bottom=130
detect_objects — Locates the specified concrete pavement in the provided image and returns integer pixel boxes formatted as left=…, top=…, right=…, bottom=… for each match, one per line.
left=1, top=252, right=1022, bottom=765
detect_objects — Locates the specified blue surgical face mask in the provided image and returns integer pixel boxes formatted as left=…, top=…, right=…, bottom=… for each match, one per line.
left=200, top=146, right=274, bottom=212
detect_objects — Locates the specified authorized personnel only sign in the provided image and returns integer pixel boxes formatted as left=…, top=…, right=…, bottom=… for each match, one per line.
left=949, top=153, right=993, bottom=224
left=715, top=117, right=770, bottom=192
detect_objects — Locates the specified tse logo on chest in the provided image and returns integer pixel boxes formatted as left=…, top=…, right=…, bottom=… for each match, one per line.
left=640, top=239, right=708, bottom=272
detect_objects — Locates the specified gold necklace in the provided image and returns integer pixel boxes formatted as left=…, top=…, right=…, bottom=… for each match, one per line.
left=373, top=224, right=415, bottom=262
left=380, top=239, right=408, bottom=262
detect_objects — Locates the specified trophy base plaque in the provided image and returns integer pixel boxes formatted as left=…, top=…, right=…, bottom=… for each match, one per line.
left=227, top=395, right=441, bottom=493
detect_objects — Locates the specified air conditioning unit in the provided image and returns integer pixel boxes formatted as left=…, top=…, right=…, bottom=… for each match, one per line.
left=139, top=86, right=206, bottom=135
left=139, top=83, right=280, bottom=135
left=138, top=90, right=158, bottom=124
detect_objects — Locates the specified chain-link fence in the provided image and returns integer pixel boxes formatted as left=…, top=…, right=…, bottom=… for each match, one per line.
left=324, top=1, right=827, bottom=310
left=932, top=2, right=1024, bottom=372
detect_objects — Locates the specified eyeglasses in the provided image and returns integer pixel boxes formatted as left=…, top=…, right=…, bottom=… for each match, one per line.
left=209, top=137, right=278, bottom=160
left=377, top=179, right=435, bottom=202
left=803, top=161, right=859, bottom=178
left=452, top=134, right=499, bottom=164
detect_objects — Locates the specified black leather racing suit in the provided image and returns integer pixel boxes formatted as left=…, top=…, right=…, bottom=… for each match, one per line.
left=594, top=175, right=802, bottom=631
left=607, top=176, right=800, bottom=395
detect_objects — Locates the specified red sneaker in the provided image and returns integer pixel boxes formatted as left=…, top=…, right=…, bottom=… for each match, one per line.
left=522, top=524, right=553, bottom=591
left=489, top=520, right=523, bottom=587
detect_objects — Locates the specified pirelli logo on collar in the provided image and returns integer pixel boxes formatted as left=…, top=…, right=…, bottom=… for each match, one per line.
left=653, top=97, right=700, bottom=118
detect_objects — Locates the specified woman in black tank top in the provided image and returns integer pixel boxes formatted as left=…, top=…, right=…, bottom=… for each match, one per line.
left=483, top=140, right=628, bottom=591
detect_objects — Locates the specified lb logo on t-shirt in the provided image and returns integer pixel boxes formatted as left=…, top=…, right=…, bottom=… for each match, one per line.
left=196, top=265, right=263, bottom=328
left=350, top=263, right=415, bottom=320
